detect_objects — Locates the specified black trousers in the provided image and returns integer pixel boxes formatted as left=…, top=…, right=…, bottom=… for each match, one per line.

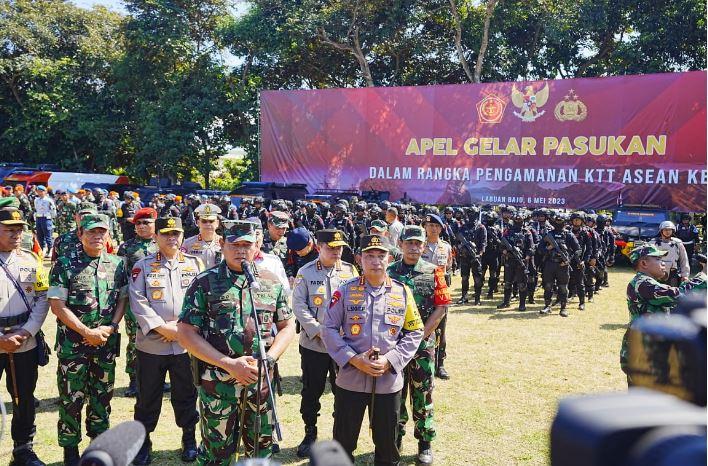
left=0, top=349, right=38, bottom=448
left=334, top=387, right=401, bottom=466
left=134, top=351, right=198, bottom=434
left=299, top=345, right=337, bottom=427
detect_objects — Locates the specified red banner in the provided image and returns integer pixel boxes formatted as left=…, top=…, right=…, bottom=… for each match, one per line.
left=260, top=71, right=706, bottom=211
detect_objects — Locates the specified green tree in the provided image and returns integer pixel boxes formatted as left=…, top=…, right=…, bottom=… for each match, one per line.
left=0, top=0, right=126, bottom=169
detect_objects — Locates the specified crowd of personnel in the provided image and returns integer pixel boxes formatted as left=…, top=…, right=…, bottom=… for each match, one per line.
left=0, top=183, right=704, bottom=466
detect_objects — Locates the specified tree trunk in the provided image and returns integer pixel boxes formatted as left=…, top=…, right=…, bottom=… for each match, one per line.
left=448, top=0, right=474, bottom=82
left=474, top=0, right=499, bottom=83
left=351, top=26, right=374, bottom=87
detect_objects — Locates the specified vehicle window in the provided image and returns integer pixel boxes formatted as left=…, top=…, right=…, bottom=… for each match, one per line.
left=615, top=210, right=668, bottom=224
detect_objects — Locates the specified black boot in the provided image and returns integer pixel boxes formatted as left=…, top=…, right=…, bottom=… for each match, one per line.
left=181, top=428, right=198, bottom=462
left=296, top=425, right=317, bottom=458
left=518, top=292, right=527, bottom=311
left=10, top=445, right=45, bottom=466
left=436, top=365, right=450, bottom=380
left=456, top=293, right=468, bottom=305
left=125, top=375, right=138, bottom=397
left=527, top=288, right=536, bottom=304
left=63, top=446, right=80, bottom=466
left=496, top=289, right=511, bottom=309
left=559, top=305, right=569, bottom=317
left=473, top=291, right=481, bottom=305
left=133, top=436, right=152, bottom=465
left=417, top=441, right=433, bottom=465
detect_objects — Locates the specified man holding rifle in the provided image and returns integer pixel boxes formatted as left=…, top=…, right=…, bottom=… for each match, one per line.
left=323, top=234, right=424, bottom=466
left=497, top=211, right=535, bottom=311
left=539, top=213, right=581, bottom=317
left=177, top=222, right=295, bottom=465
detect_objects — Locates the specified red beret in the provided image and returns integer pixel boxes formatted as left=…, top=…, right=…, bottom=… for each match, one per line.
left=132, top=207, right=158, bottom=222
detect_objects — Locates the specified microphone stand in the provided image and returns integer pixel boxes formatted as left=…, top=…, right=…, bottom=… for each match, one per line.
left=243, top=265, right=283, bottom=458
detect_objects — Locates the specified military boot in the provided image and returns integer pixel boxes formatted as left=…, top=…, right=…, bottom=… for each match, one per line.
left=518, top=292, right=527, bottom=311
left=133, top=436, right=152, bottom=465
left=527, top=287, right=536, bottom=304
left=297, top=425, right=317, bottom=458
left=417, top=441, right=433, bottom=465
left=63, top=446, right=80, bottom=466
left=496, top=289, right=511, bottom=309
left=124, top=375, right=138, bottom=397
left=559, top=305, right=569, bottom=317
left=436, top=364, right=450, bottom=380
left=181, top=428, right=198, bottom=462
left=473, top=291, right=481, bottom=305
left=10, top=445, right=45, bottom=466
left=539, top=304, right=552, bottom=315
left=456, top=293, right=468, bottom=305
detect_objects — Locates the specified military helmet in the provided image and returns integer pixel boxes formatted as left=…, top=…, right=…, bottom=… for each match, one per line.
left=586, top=213, right=597, bottom=223
left=443, top=206, right=453, bottom=214
left=569, top=211, right=585, bottom=221
left=379, top=200, right=391, bottom=210
left=659, top=220, right=676, bottom=231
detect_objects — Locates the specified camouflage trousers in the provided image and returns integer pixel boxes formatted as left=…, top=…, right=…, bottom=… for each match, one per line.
left=124, top=308, right=137, bottom=376
left=197, top=378, right=273, bottom=465
left=57, top=353, right=116, bottom=447
left=399, top=340, right=436, bottom=442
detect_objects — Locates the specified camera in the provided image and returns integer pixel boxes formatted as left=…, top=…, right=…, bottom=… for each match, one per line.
left=551, top=292, right=707, bottom=466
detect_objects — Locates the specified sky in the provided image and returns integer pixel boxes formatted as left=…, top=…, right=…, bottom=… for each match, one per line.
left=71, top=0, right=127, bottom=13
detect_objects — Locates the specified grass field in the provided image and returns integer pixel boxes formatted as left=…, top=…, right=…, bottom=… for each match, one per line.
left=0, top=267, right=635, bottom=465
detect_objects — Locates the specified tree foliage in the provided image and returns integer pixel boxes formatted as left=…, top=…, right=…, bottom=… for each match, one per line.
left=0, top=0, right=705, bottom=185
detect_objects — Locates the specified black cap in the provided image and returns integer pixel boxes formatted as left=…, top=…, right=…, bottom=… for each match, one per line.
left=315, top=229, right=348, bottom=247
left=156, top=217, right=183, bottom=233
left=360, top=234, right=389, bottom=252
left=0, top=208, right=27, bottom=225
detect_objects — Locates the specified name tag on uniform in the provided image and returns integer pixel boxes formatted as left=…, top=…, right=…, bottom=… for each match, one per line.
left=19, top=267, right=35, bottom=282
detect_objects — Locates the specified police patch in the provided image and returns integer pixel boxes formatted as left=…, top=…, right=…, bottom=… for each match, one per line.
left=351, top=323, right=361, bottom=335
left=313, top=295, right=324, bottom=306
left=151, top=289, right=163, bottom=300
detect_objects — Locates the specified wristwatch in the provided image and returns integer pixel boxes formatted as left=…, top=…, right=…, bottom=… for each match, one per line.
left=109, top=322, right=120, bottom=334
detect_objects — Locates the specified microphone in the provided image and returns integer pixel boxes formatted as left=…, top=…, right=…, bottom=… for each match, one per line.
left=241, top=260, right=261, bottom=290
left=79, top=421, right=146, bottom=466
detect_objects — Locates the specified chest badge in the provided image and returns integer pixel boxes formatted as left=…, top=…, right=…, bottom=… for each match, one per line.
left=388, top=327, right=398, bottom=336
left=351, top=323, right=361, bottom=336
left=313, top=295, right=324, bottom=306
left=151, top=289, right=163, bottom=300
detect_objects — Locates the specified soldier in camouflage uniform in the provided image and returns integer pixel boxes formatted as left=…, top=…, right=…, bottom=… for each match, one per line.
left=621, top=244, right=706, bottom=386
left=261, top=211, right=289, bottom=266
left=51, top=203, right=100, bottom=262
left=387, top=225, right=450, bottom=465
left=47, top=214, right=128, bottom=466
left=55, top=191, right=78, bottom=236
left=177, top=222, right=296, bottom=465
left=116, top=207, right=158, bottom=397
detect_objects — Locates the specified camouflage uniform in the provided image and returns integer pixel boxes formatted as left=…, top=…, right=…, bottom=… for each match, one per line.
left=52, top=230, right=84, bottom=262
left=56, top=200, right=78, bottom=236
left=262, top=234, right=288, bottom=264
left=388, top=259, right=451, bottom=444
left=621, top=271, right=706, bottom=375
left=117, top=237, right=157, bottom=379
left=48, top=249, right=128, bottom=447
left=178, top=260, right=293, bottom=465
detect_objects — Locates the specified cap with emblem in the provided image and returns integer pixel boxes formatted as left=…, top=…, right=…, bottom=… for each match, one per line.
left=400, top=225, right=426, bottom=242
left=360, top=234, right=389, bottom=252
left=80, top=214, right=110, bottom=230
left=424, top=214, right=444, bottom=226
left=370, top=220, right=388, bottom=232
left=629, top=244, right=668, bottom=265
left=194, top=203, right=221, bottom=220
left=156, top=217, right=183, bottom=233
left=0, top=197, right=20, bottom=209
left=224, top=222, right=256, bottom=243
left=268, top=211, right=290, bottom=228
left=133, top=207, right=158, bottom=222
left=78, top=202, right=98, bottom=216
left=287, top=227, right=312, bottom=251
left=316, top=229, right=348, bottom=247
left=0, top=208, right=28, bottom=225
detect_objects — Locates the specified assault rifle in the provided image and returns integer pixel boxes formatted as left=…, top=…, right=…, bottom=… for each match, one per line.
left=455, top=232, right=477, bottom=257
left=500, top=235, right=527, bottom=271
left=544, top=232, right=571, bottom=264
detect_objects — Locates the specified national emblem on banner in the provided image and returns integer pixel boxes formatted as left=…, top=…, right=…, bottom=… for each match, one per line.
left=511, top=83, right=549, bottom=122
left=554, top=89, right=588, bottom=122
left=476, top=94, right=506, bottom=123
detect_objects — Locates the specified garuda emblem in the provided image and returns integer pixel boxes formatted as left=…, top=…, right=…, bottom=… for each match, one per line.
left=511, top=83, right=549, bottom=122
left=554, top=89, right=587, bottom=122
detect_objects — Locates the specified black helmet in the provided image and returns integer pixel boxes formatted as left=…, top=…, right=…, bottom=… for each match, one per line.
left=569, top=211, right=585, bottom=222
left=444, top=206, right=454, bottom=214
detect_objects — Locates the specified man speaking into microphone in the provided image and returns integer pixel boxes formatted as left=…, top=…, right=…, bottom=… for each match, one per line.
left=177, top=222, right=295, bottom=465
